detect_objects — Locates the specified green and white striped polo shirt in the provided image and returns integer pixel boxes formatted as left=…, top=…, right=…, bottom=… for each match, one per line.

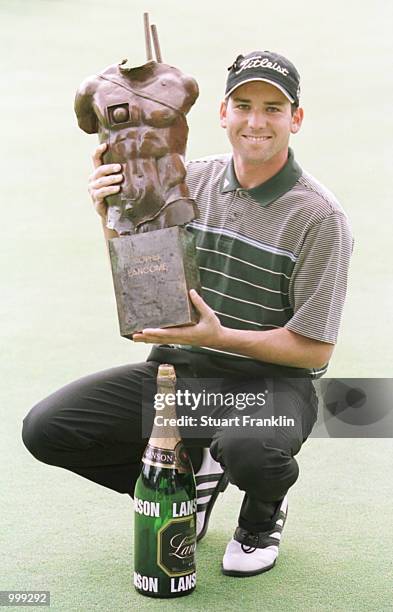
left=181, top=148, right=353, bottom=378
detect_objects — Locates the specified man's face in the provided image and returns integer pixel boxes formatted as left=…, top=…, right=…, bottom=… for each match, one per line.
left=220, top=81, right=303, bottom=165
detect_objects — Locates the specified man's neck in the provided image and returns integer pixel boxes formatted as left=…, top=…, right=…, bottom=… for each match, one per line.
left=233, top=148, right=289, bottom=189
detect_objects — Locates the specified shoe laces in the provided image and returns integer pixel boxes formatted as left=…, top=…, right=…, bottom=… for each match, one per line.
left=240, top=532, right=259, bottom=554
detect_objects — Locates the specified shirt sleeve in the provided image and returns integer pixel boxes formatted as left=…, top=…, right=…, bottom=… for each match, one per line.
left=285, top=212, right=353, bottom=344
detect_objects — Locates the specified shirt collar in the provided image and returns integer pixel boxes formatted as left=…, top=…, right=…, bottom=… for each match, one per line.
left=220, top=148, right=302, bottom=206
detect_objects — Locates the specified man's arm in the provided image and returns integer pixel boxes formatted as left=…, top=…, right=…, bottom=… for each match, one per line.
left=213, top=325, right=333, bottom=369
left=133, top=289, right=333, bottom=369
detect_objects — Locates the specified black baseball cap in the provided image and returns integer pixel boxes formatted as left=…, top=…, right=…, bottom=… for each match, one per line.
left=225, top=50, right=301, bottom=106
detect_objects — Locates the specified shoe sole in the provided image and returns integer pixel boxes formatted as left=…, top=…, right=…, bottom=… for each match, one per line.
left=221, top=559, right=276, bottom=577
left=196, top=472, right=229, bottom=542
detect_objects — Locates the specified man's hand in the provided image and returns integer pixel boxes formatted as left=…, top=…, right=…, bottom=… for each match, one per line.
left=133, top=290, right=225, bottom=347
left=88, top=143, right=123, bottom=218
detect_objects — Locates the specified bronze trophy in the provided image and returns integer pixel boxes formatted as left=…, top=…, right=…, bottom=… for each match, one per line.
left=74, top=13, right=201, bottom=337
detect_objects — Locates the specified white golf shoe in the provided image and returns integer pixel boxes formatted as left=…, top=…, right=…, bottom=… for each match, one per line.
left=222, top=495, right=288, bottom=576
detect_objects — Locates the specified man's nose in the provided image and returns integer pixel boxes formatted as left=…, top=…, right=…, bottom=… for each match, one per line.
left=247, top=110, right=267, bottom=130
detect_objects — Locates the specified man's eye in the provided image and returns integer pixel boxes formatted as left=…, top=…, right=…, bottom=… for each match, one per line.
left=266, top=106, right=280, bottom=112
left=236, top=104, right=250, bottom=110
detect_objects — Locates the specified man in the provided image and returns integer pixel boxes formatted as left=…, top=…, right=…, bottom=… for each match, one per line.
left=22, top=50, right=353, bottom=577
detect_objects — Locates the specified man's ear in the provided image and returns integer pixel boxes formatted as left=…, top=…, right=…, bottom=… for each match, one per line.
left=291, top=106, right=304, bottom=134
left=219, top=100, right=227, bottom=128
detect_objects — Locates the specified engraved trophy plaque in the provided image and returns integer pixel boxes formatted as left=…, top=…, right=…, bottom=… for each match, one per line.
left=74, top=13, right=201, bottom=336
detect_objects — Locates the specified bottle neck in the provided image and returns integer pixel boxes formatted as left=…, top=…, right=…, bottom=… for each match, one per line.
left=148, top=379, right=181, bottom=451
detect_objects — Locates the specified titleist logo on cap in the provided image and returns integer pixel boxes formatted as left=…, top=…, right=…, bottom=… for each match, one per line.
left=235, top=55, right=289, bottom=77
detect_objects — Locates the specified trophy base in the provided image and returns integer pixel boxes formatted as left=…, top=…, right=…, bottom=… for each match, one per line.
left=108, top=227, right=201, bottom=337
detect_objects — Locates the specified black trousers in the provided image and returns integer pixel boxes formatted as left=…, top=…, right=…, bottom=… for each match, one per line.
left=22, top=346, right=318, bottom=532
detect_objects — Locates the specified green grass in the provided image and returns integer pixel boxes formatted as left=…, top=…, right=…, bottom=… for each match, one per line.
left=1, top=0, right=392, bottom=610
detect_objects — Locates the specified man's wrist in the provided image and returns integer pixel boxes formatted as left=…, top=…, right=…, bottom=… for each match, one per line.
left=211, top=325, right=241, bottom=351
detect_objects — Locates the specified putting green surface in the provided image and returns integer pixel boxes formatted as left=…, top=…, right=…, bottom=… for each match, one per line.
left=2, top=437, right=393, bottom=611
left=1, top=0, right=392, bottom=610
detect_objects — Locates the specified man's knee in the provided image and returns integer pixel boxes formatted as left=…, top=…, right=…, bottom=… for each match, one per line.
left=211, top=435, right=299, bottom=495
left=212, top=436, right=277, bottom=481
left=22, top=401, right=55, bottom=464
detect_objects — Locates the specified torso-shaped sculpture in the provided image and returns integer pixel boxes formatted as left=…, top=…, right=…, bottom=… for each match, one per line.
left=75, top=60, right=199, bottom=234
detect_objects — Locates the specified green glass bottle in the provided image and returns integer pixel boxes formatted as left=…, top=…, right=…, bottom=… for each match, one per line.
left=133, top=364, right=197, bottom=598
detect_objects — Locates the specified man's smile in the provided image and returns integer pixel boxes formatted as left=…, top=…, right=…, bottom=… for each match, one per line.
left=241, top=135, right=272, bottom=142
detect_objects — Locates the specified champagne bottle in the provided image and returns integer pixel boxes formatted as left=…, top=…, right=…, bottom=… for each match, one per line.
left=133, top=364, right=197, bottom=598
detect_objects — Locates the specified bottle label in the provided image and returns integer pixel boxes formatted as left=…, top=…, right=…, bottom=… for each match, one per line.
left=142, top=442, right=191, bottom=473
left=157, top=515, right=196, bottom=577
left=133, top=572, right=159, bottom=594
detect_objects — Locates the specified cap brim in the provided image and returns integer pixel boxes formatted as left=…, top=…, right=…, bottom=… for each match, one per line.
left=225, top=78, right=295, bottom=103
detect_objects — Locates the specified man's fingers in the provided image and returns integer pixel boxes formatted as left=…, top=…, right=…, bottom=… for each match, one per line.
left=189, top=289, right=209, bottom=312
left=94, top=185, right=121, bottom=201
left=94, top=173, right=123, bottom=188
left=87, top=145, right=124, bottom=217
left=91, top=143, right=107, bottom=169
left=88, top=164, right=123, bottom=183
left=88, top=172, right=123, bottom=206
left=189, top=289, right=202, bottom=302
